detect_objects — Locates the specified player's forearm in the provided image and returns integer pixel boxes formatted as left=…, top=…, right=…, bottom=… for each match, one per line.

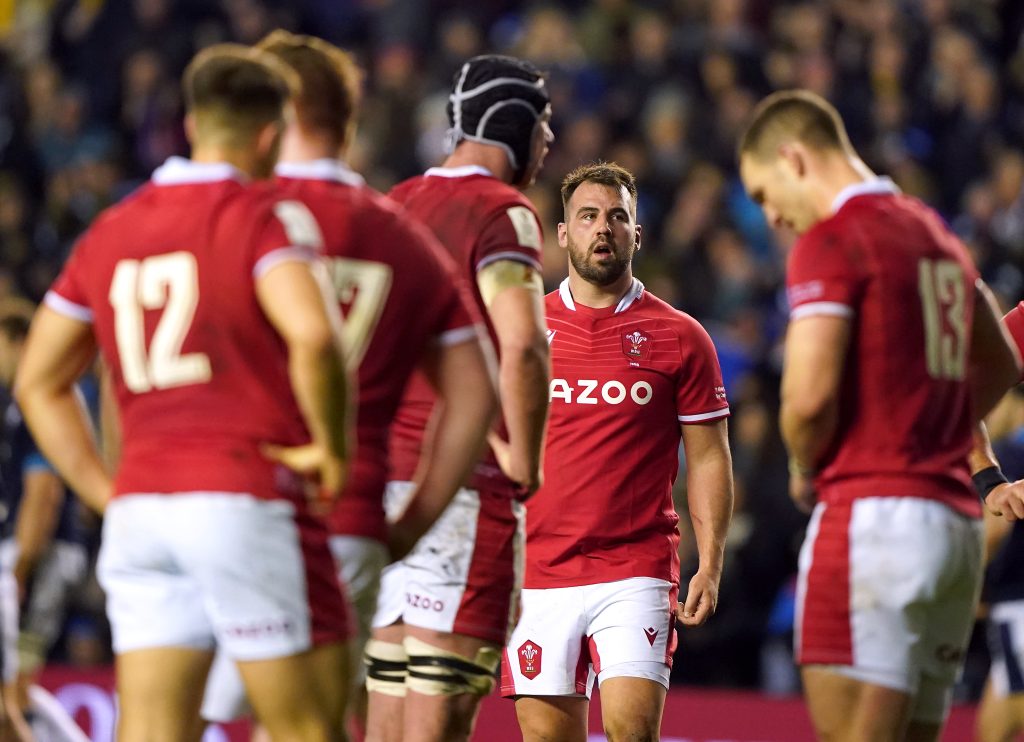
left=780, top=399, right=837, bottom=471
left=969, top=422, right=999, bottom=475
left=685, top=450, right=734, bottom=577
left=498, top=339, right=550, bottom=477
left=16, top=388, right=109, bottom=514
left=288, top=339, right=351, bottom=460
left=392, top=384, right=496, bottom=556
left=13, top=473, right=62, bottom=580
left=971, top=280, right=1021, bottom=420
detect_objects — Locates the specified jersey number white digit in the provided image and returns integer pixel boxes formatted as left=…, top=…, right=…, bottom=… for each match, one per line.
left=109, top=252, right=212, bottom=393
left=918, top=258, right=966, bottom=380
left=328, top=257, right=393, bottom=369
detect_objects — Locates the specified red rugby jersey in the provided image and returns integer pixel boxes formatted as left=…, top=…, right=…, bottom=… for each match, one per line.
left=387, top=166, right=544, bottom=496
left=1003, top=303, right=1024, bottom=382
left=786, top=178, right=980, bottom=518
left=523, top=279, right=729, bottom=588
left=273, top=160, right=479, bottom=541
left=46, top=157, right=319, bottom=501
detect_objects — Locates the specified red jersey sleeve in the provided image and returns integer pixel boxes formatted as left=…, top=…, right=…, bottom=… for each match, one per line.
left=675, top=318, right=730, bottom=423
left=474, top=202, right=544, bottom=274
left=786, top=223, right=865, bottom=321
left=1004, top=302, right=1024, bottom=383
left=44, top=235, right=94, bottom=323
left=251, top=198, right=321, bottom=279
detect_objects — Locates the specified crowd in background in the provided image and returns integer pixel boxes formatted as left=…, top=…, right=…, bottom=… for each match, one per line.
left=0, top=0, right=1022, bottom=701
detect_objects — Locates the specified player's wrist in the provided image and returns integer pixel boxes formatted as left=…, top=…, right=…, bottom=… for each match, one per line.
left=788, top=457, right=817, bottom=478
left=973, top=465, right=1008, bottom=504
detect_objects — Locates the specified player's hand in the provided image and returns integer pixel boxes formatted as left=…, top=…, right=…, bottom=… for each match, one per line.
left=986, top=480, right=1024, bottom=521
left=487, top=432, right=541, bottom=499
left=677, top=570, right=719, bottom=627
left=261, top=442, right=346, bottom=514
left=788, top=463, right=817, bottom=514
left=386, top=520, right=418, bottom=563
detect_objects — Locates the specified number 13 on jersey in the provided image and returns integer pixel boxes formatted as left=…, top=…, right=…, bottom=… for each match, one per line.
left=918, top=258, right=967, bottom=381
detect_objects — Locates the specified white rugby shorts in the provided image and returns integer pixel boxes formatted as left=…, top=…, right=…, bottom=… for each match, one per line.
left=201, top=533, right=385, bottom=722
left=987, top=599, right=1024, bottom=698
left=371, top=481, right=523, bottom=645
left=501, top=577, right=677, bottom=698
left=795, top=496, right=982, bottom=723
left=98, top=493, right=350, bottom=662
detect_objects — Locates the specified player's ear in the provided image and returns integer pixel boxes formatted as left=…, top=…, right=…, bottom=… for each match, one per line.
left=255, top=119, right=283, bottom=161
left=778, top=142, right=807, bottom=178
left=633, top=223, right=642, bottom=252
left=184, top=113, right=198, bottom=147
left=557, top=221, right=568, bottom=249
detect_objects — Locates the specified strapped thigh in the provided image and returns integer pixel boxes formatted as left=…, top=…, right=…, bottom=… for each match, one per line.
left=404, top=636, right=499, bottom=697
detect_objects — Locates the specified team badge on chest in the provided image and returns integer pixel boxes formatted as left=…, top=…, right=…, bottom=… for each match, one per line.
left=622, top=329, right=650, bottom=361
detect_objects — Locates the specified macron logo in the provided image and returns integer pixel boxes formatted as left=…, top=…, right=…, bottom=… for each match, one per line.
left=644, top=627, right=659, bottom=646
left=546, top=330, right=556, bottom=345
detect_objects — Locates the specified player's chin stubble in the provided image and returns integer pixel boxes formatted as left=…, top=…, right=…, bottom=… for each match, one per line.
left=569, top=240, right=632, bottom=287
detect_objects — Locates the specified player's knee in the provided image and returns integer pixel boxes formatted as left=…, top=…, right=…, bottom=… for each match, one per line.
left=364, top=639, right=409, bottom=698
left=403, top=636, right=499, bottom=698
left=602, top=706, right=660, bottom=742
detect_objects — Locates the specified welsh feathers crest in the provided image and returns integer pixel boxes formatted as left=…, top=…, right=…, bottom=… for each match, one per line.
left=622, top=329, right=650, bottom=360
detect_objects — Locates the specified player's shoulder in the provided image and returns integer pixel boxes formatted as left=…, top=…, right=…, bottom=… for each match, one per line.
left=635, top=290, right=715, bottom=343
left=387, top=174, right=425, bottom=205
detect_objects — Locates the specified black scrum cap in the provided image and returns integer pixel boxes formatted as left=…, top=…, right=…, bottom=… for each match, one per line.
left=445, top=55, right=549, bottom=181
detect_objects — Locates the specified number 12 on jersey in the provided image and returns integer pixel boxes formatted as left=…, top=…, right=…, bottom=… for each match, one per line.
left=918, top=258, right=967, bottom=381
left=109, top=251, right=212, bottom=393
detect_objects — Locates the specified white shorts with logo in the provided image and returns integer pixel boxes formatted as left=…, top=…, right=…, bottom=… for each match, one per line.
left=500, top=577, right=677, bottom=699
left=795, top=496, right=983, bottom=723
left=98, top=493, right=350, bottom=662
left=371, top=482, right=523, bottom=645
left=201, top=534, right=386, bottom=722
left=987, top=600, right=1024, bottom=698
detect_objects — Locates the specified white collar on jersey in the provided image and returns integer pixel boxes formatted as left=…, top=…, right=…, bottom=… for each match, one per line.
left=558, top=277, right=645, bottom=314
left=151, top=156, right=245, bottom=185
left=275, top=158, right=365, bottom=186
left=423, top=165, right=494, bottom=179
left=831, top=176, right=900, bottom=214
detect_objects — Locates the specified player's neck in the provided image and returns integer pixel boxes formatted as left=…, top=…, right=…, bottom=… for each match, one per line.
left=190, top=144, right=262, bottom=179
left=278, top=127, right=342, bottom=165
left=819, top=154, right=878, bottom=217
left=567, top=269, right=635, bottom=309
left=443, top=143, right=515, bottom=183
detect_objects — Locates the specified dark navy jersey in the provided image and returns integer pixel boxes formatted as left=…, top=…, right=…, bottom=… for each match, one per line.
left=986, top=426, right=1024, bottom=604
left=0, top=390, right=86, bottom=546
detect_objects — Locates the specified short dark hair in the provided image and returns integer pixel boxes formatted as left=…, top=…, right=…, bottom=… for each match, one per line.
left=183, top=44, right=298, bottom=141
left=738, top=89, right=852, bottom=162
left=257, top=30, right=362, bottom=150
left=561, top=161, right=638, bottom=215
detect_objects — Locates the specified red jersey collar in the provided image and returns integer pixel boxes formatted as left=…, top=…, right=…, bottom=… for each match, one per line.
left=151, top=156, right=245, bottom=185
left=275, top=159, right=365, bottom=186
left=831, top=176, right=899, bottom=214
left=558, top=277, right=645, bottom=314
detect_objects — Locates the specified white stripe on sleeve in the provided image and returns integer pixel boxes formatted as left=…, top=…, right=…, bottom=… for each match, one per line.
left=678, top=407, right=731, bottom=423
left=789, top=302, right=855, bottom=321
left=44, top=291, right=93, bottom=323
left=252, top=246, right=317, bottom=280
